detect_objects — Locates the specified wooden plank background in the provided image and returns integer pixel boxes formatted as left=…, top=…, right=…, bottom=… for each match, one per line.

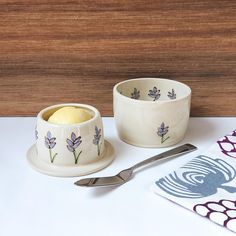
left=0, top=0, right=235, bottom=116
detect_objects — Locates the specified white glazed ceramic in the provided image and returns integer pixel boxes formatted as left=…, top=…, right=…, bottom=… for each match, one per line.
left=28, top=103, right=114, bottom=177
left=27, top=140, right=114, bottom=177
left=113, top=78, right=191, bottom=147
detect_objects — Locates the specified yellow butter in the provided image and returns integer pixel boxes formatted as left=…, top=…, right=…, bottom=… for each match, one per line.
left=48, top=107, right=92, bottom=124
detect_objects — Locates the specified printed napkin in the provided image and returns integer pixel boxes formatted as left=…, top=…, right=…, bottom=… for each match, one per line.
left=152, top=130, right=236, bottom=233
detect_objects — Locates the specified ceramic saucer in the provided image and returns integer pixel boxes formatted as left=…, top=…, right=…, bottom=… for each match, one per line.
left=27, top=140, right=115, bottom=177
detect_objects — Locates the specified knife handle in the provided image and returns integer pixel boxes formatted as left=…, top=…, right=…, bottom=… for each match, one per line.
left=131, top=143, right=197, bottom=170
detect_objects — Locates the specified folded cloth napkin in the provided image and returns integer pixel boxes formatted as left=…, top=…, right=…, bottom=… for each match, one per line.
left=152, top=130, right=236, bottom=233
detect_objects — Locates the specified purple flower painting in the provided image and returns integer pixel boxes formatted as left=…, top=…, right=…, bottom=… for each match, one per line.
left=217, top=130, right=236, bottom=158
left=45, top=131, right=58, bottom=163
left=93, top=126, right=102, bottom=156
left=148, top=86, right=161, bottom=101
left=35, top=127, right=38, bottom=140
left=66, top=132, right=82, bottom=164
left=157, top=122, right=170, bottom=143
left=131, top=88, right=140, bottom=99
left=167, top=89, right=176, bottom=99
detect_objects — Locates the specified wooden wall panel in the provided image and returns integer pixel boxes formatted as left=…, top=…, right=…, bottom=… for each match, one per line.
left=0, top=0, right=235, bottom=116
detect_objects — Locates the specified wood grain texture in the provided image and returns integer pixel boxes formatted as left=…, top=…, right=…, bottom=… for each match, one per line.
left=0, top=0, right=235, bottom=116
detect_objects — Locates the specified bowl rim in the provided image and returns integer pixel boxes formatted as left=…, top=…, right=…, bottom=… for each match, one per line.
left=113, top=78, right=191, bottom=104
left=37, top=103, right=100, bottom=127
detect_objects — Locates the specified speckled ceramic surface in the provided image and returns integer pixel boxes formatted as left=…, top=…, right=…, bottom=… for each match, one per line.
left=113, top=78, right=191, bottom=147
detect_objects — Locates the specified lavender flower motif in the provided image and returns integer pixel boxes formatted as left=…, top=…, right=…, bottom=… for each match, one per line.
left=93, top=126, right=102, bottom=156
left=44, top=131, right=58, bottom=163
left=131, top=88, right=140, bottom=99
left=167, top=89, right=176, bottom=99
left=35, top=127, right=38, bottom=140
left=66, top=132, right=82, bottom=164
left=148, top=86, right=161, bottom=101
left=157, top=122, right=170, bottom=143
left=217, top=130, right=236, bottom=158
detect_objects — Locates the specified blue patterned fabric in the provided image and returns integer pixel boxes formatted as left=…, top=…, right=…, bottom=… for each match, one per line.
left=156, top=155, right=236, bottom=198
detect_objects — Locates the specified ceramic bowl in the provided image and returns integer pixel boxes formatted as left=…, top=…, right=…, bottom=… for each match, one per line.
left=35, top=103, right=105, bottom=166
left=113, top=78, right=191, bottom=147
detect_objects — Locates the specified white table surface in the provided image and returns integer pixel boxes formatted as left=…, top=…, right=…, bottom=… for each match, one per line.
left=0, top=117, right=236, bottom=236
